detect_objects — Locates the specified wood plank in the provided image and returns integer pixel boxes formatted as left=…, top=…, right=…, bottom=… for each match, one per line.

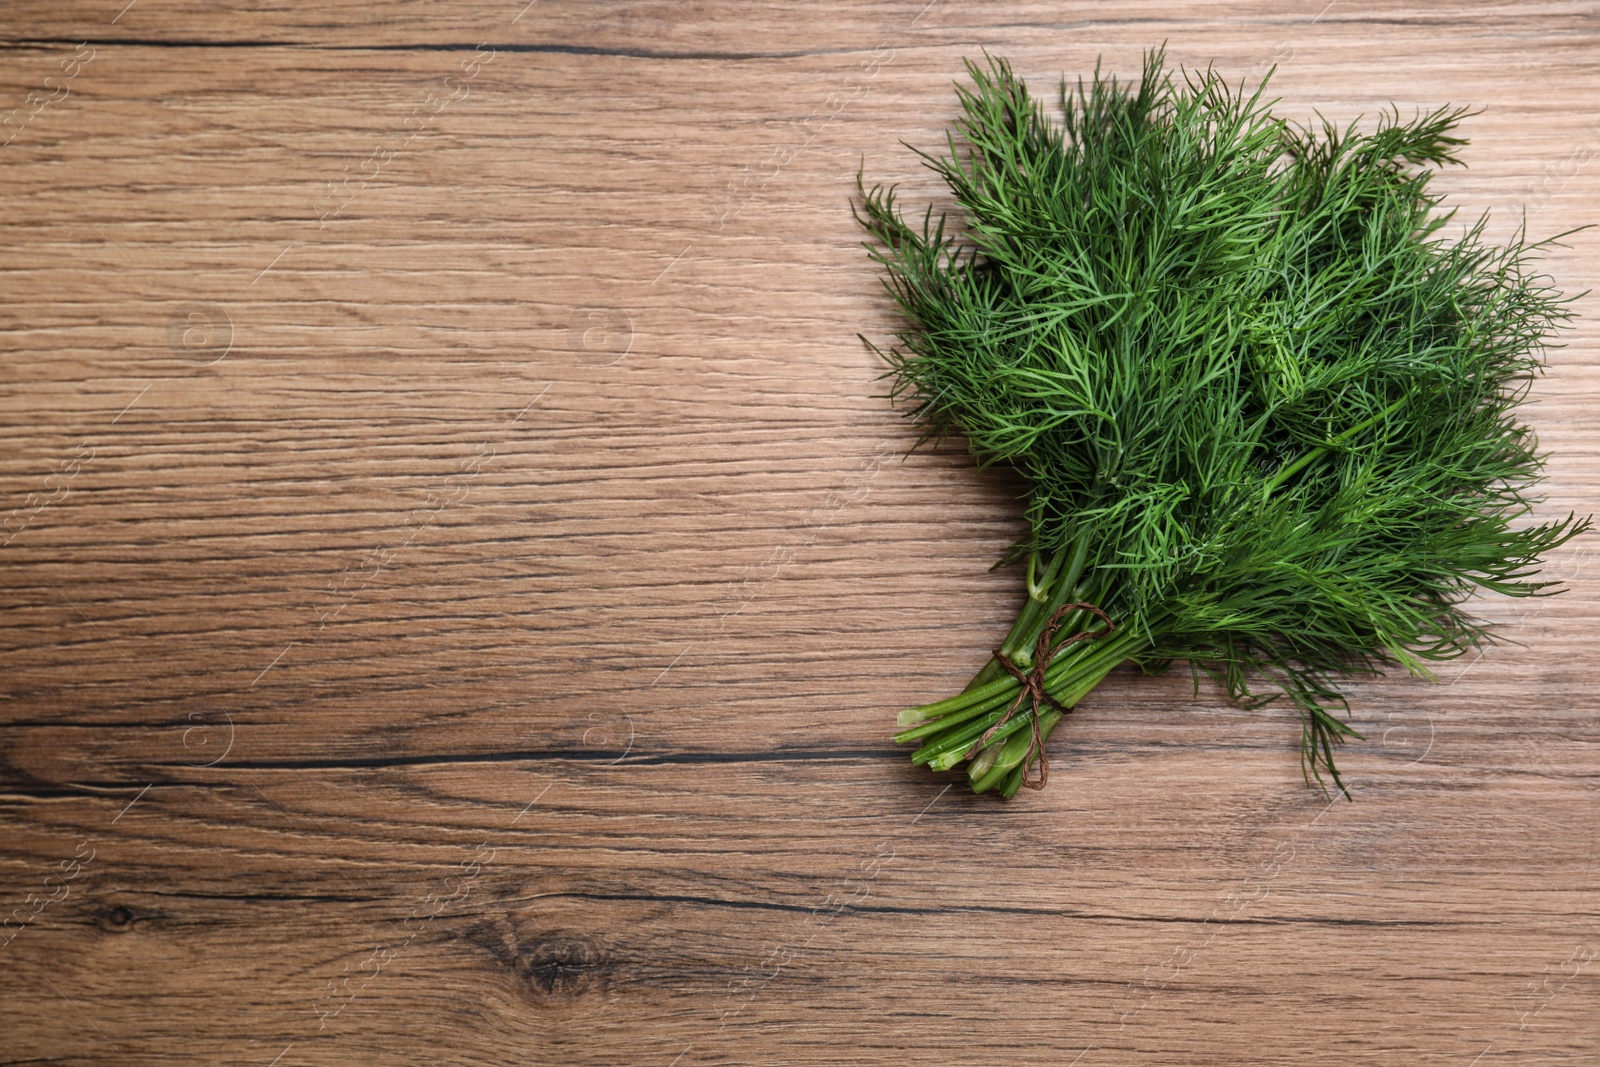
left=2, top=2, right=1597, bottom=1064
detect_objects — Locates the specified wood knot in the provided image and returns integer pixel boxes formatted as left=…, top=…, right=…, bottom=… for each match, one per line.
left=100, top=905, right=135, bottom=932
left=524, top=934, right=604, bottom=996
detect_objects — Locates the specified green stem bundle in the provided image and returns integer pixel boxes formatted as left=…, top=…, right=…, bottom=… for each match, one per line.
left=892, top=541, right=1146, bottom=796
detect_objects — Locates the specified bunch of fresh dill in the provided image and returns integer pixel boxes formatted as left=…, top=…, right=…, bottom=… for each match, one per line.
left=857, top=49, right=1587, bottom=799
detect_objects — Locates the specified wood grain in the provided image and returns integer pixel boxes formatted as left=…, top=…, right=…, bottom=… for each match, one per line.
left=1, top=2, right=1596, bottom=1064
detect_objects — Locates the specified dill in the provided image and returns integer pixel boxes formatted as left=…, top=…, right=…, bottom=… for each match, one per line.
left=857, top=49, right=1588, bottom=799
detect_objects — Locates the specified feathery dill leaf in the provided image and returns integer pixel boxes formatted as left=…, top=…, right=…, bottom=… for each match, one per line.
left=858, top=49, right=1588, bottom=798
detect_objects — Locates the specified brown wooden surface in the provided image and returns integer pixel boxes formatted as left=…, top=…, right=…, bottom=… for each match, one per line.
left=1, top=3, right=1597, bottom=1064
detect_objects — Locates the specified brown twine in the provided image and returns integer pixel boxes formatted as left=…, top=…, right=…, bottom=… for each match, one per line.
left=966, top=602, right=1116, bottom=790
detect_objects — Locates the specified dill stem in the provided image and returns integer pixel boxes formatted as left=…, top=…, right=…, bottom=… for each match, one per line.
left=964, top=530, right=1094, bottom=692
left=898, top=536, right=1098, bottom=733
left=968, top=706, right=1065, bottom=792
left=904, top=626, right=1144, bottom=766
left=893, top=601, right=1119, bottom=738
left=1264, top=392, right=1412, bottom=496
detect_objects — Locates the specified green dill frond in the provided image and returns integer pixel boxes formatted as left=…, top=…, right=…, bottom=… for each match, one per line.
left=862, top=49, right=1588, bottom=797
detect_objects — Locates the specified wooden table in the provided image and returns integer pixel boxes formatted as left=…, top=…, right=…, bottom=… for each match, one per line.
left=2, top=3, right=1596, bottom=1063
